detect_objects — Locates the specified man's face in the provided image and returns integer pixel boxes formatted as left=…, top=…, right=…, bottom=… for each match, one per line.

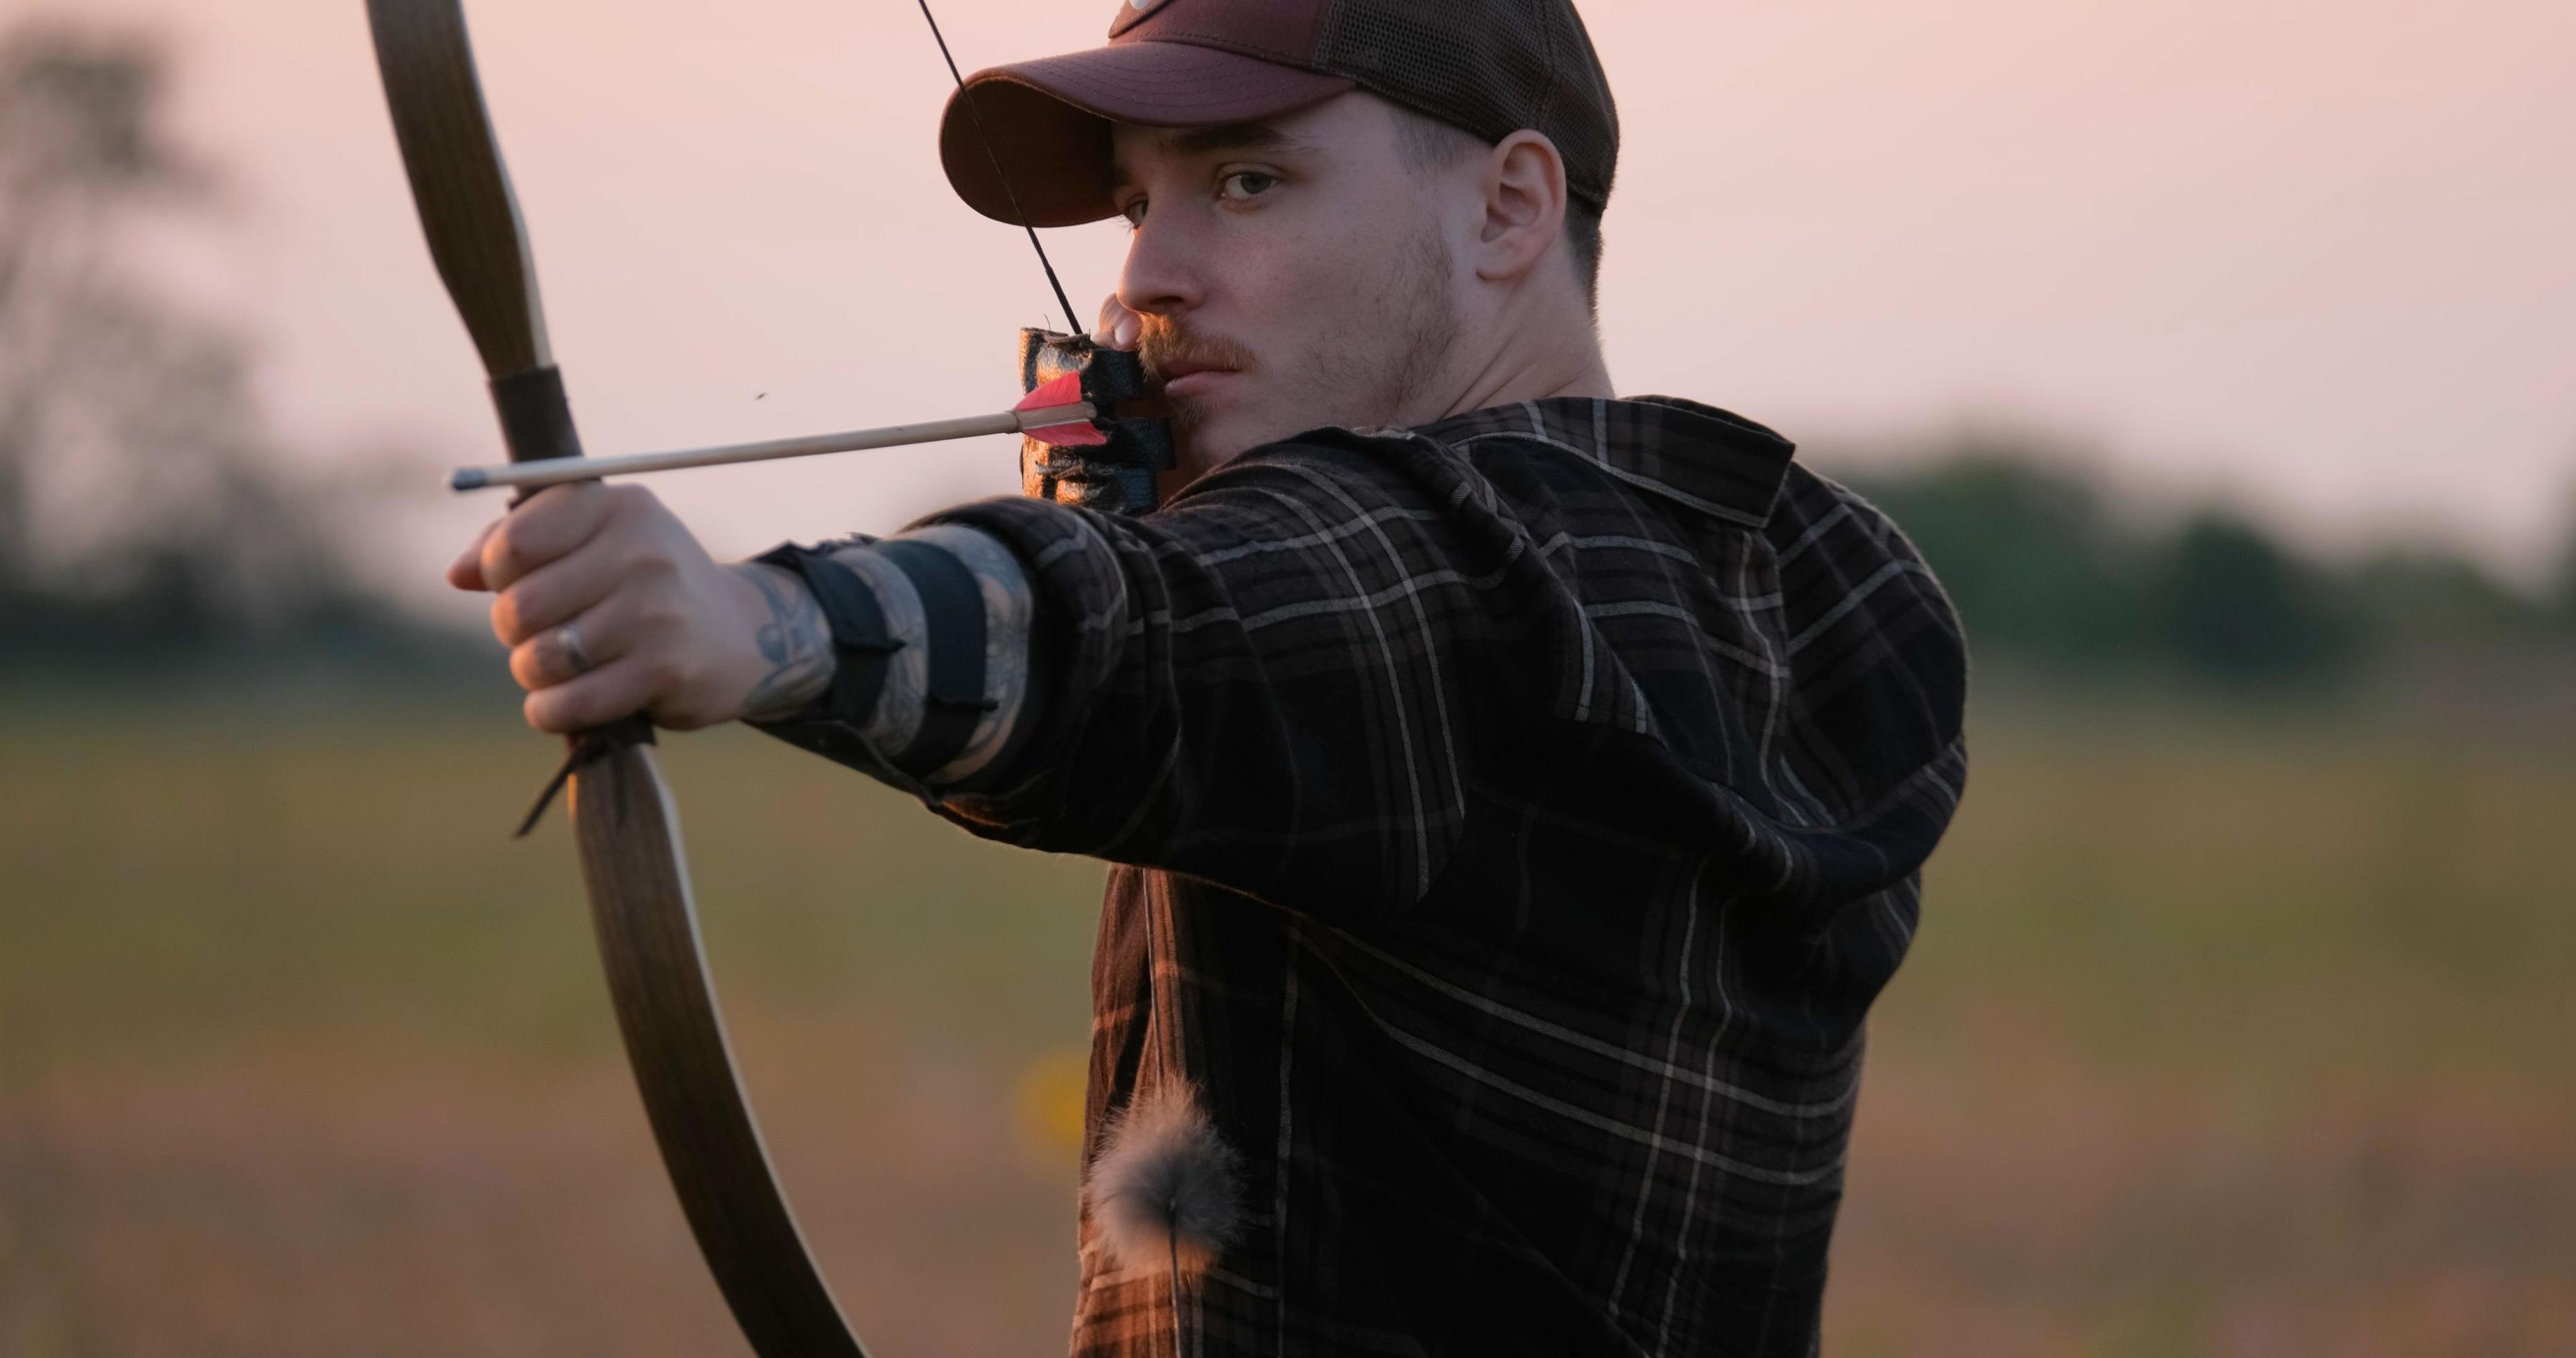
left=1110, top=93, right=1469, bottom=472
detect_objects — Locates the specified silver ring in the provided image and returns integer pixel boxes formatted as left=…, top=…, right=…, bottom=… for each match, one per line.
left=554, top=621, right=595, bottom=676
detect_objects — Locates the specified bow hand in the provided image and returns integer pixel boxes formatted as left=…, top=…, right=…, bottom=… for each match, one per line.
left=449, top=482, right=836, bottom=733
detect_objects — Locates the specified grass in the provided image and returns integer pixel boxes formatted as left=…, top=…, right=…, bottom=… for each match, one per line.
left=1, top=693, right=2570, bottom=1355
left=1830, top=702, right=2576, bottom=1356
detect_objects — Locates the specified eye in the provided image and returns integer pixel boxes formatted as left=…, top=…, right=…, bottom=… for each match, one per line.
left=1218, top=170, right=1279, bottom=202
left=1117, top=196, right=1148, bottom=229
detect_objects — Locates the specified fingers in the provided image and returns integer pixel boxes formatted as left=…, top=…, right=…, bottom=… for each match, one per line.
left=512, top=586, right=675, bottom=734
left=475, top=482, right=615, bottom=593
left=523, top=653, right=663, bottom=735
left=445, top=479, right=736, bottom=734
left=507, top=598, right=629, bottom=693
left=1092, top=294, right=1142, bottom=350
left=481, top=483, right=679, bottom=648
left=520, top=635, right=727, bottom=735
left=489, top=540, right=631, bottom=647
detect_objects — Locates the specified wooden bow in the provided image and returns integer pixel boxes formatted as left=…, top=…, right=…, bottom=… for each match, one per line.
left=365, top=3, right=871, bottom=1352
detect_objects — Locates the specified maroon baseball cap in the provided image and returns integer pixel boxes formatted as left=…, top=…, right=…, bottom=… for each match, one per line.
left=939, top=0, right=1618, bottom=229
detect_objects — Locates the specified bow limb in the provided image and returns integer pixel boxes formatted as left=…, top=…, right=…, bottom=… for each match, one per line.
left=364, top=3, right=869, bottom=1355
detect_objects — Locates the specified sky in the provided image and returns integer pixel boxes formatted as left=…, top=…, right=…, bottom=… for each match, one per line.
left=33, top=0, right=2576, bottom=604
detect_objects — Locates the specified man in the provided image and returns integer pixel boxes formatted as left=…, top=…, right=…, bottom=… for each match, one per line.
left=447, top=0, right=1968, bottom=1351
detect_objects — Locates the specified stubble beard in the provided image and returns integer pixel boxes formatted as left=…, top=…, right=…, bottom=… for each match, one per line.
left=1139, top=222, right=1460, bottom=470
left=1311, top=221, right=1460, bottom=436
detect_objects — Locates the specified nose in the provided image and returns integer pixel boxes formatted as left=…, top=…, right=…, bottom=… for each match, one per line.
left=1114, top=209, right=1204, bottom=325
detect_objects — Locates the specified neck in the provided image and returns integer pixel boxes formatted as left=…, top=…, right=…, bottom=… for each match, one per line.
left=1444, top=341, right=1615, bottom=416
left=1425, top=292, right=1615, bottom=421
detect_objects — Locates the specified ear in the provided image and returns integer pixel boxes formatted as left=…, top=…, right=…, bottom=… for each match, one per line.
left=1471, top=130, right=1570, bottom=286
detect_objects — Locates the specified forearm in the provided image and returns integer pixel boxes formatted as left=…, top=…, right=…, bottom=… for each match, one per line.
left=733, top=563, right=839, bottom=721
left=755, top=436, right=1489, bottom=919
left=744, top=525, right=1040, bottom=791
left=906, top=448, right=1496, bottom=919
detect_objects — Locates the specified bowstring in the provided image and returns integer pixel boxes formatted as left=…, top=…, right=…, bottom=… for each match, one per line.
left=912, top=0, right=1083, bottom=335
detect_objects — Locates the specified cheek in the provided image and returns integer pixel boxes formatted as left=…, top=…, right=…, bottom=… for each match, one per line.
left=1198, top=197, right=1453, bottom=436
left=1313, top=223, right=1453, bottom=356
left=1245, top=226, right=1395, bottom=358
left=1219, top=236, right=1330, bottom=346
left=1208, top=262, right=1336, bottom=414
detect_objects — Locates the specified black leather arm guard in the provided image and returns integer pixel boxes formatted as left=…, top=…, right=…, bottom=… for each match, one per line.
left=1017, top=328, right=1175, bottom=518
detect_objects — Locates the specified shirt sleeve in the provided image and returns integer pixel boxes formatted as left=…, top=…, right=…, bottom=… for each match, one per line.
left=916, top=431, right=1523, bottom=922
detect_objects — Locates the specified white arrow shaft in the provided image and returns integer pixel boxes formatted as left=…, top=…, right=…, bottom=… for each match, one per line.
left=451, top=400, right=1096, bottom=492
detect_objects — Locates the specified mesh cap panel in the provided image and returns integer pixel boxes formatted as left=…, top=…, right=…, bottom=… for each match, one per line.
left=1315, top=0, right=1618, bottom=211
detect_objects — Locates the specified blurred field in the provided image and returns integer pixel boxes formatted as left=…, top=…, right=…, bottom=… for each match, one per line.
left=3, top=694, right=2572, bottom=1357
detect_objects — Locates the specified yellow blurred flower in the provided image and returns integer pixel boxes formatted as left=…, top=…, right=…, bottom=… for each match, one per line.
left=1013, top=1046, right=1089, bottom=1163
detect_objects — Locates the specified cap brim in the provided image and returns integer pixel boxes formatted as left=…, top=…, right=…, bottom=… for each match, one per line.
left=940, top=42, right=1354, bottom=229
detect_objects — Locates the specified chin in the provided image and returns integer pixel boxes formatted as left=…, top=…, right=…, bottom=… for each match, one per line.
left=1169, top=404, right=1261, bottom=475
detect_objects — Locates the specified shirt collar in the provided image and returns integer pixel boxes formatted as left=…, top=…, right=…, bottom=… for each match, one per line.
left=1417, top=396, right=1798, bottom=528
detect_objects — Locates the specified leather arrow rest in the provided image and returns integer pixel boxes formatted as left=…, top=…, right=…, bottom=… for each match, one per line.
left=364, top=2, right=868, bottom=1352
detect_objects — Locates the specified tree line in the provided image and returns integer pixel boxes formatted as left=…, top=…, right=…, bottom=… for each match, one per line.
left=0, top=20, right=457, bottom=680
left=1841, top=450, right=2575, bottom=696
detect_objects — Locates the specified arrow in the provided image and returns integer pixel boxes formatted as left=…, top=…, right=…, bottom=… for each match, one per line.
left=452, top=376, right=1105, bottom=493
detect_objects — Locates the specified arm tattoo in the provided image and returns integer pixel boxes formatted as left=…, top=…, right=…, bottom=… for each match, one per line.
left=737, top=563, right=837, bottom=722
left=744, top=529, right=1033, bottom=786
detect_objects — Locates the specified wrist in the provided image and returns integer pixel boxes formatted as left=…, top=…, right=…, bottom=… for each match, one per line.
left=739, top=527, right=1037, bottom=792
left=742, top=545, right=904, bottom=733
left=729, top=562, right=839, bottom=723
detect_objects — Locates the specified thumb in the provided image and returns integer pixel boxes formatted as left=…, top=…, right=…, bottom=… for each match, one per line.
left=1092, top=295, right=1142, bottom=351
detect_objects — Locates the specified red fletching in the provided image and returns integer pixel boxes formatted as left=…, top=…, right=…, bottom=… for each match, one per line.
left=1016, top=371, right=1085, bottom=410
left=1025, top=418, right=1108, bottom=448
left=1015, top=371, right=1107, bottom=447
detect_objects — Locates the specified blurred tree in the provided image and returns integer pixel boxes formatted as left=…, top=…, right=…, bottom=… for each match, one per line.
left=0, top=21, right=201, bottom=585
left=2142, top=511, right=2362, bottom=685
left=2552, top=482, right=2576, bottom=631
left=1837, top=443, right=2575, bottom=695
left=0, top=20, right=434, bottom=671
left=1843, top=453, right=2146, bottom=669
left=2354, top=549, right=2546, bottom=649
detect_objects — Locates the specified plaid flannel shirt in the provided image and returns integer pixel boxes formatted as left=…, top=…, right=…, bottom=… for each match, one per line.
left=785, top=395, right=1968, bottom=1355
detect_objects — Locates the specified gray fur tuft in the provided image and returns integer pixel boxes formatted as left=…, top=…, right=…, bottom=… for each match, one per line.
left=1086, top=1082, right=1244, bottom=1277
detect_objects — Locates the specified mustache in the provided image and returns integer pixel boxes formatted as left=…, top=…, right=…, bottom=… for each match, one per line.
left=1135, top=322, right=1258, bottom=386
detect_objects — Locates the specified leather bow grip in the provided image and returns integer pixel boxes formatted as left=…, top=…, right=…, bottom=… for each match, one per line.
left=492, top=365, right=584, bottom=468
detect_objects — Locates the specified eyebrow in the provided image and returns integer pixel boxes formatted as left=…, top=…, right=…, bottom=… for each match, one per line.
left=1110, top=121, right=1314, bottom=191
